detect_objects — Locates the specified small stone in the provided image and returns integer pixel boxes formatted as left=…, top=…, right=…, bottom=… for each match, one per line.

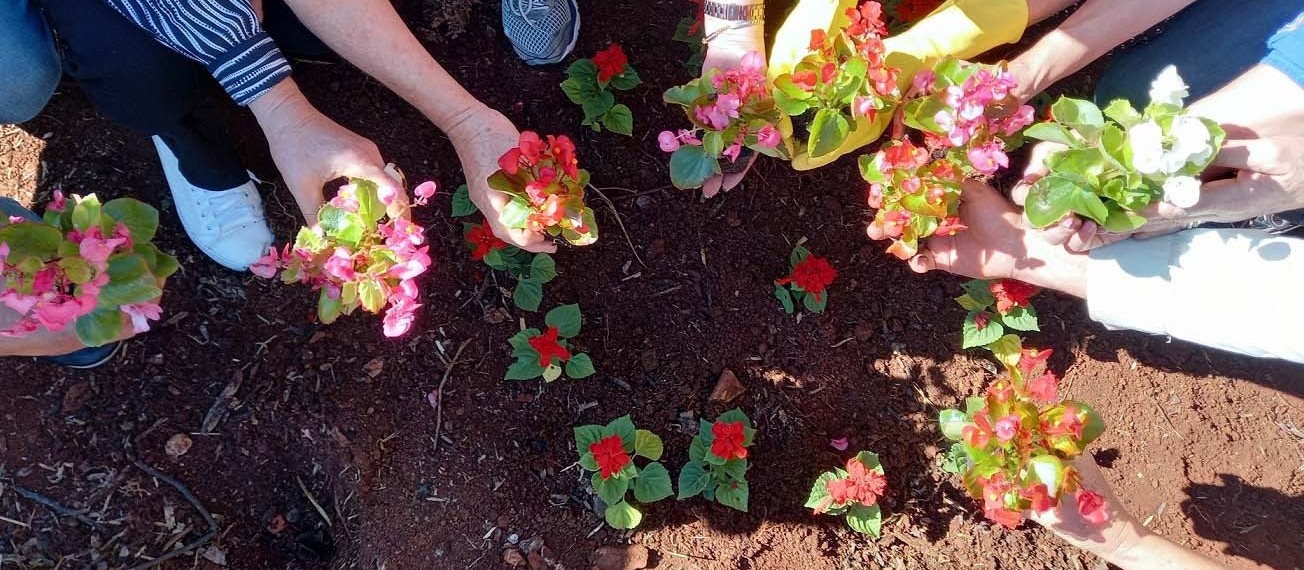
left=484, top=307, right=511, bottom=324
left=164, top=434, right=192, bottom=458
left=709, top=369, right=745, bottom=403
left=591, top=544, right=650, bottom=570
left=639, top=350, right=658, bottom=372
left=363, top=357, right=385, bottom=378
left=502, top=548, right=526, bottom=568
left=635, top=195, right=655, bottom=210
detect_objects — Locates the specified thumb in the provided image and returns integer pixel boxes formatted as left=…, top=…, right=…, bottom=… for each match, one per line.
left=907, top=250, right=935, bottom=274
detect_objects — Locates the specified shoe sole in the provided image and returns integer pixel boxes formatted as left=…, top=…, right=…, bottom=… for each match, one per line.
left=56, top=342, right=123, bottom=370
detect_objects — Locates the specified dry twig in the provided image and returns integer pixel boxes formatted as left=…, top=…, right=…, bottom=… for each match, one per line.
left=434, top=339, right=474, bottom=452
left=125, top=456, right=216, bottom=570
left=12, top=485, right=104, bottom=532
left=587, top=185, right=647, bottom=268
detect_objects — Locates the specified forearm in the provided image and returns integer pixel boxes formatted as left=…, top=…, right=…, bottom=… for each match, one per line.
left=280, top=0, right=485, bottom=135
left=1105, top=532, right=1227, bottom=570
left=1009, top=0, right=1197, bottom=100
left=1189, top=65, right=1304, bottom=138
left=1026, top=0, right=1080, bottom=25
left=704, top=0, right=766, bottom=59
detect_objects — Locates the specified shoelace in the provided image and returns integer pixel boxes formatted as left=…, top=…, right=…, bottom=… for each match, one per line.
left=510, top=0, right=548, bottom=26
left=201, top=189, right=262, bottom=236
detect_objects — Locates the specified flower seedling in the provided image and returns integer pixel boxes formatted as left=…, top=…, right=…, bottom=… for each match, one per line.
left=861, top=58, right=1034, bottom=259
left=252, top=174, right=434, bottom=338
left=806, top=451, right=888, bottom=537
left=678, top=408, right=755, bottom=512
left=451, top=185, right=557, bottom=312
left=505, top=304, right=595, bottom=382
left=0, top=192, right=177, bottom=346
left=561, top=43, right=641, bottom=135
left=937, top=348, right=1109, bottom=528
left=489, top=132, right=599, bottom=246
left=574, top=415, right=674, bottom=529
left=1022, top=66, right=1224, bottom=231
left=955, top=279, right=1040, bottom=352
left=672, top=0, right=707, bottom=74
left=772, top=1, right=901, bottom=159
left=774, top=244, right=837, bottom=315
left=661, top=51, right=791, bottom=195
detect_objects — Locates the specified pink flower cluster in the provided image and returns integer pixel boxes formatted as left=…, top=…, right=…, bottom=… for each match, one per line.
left=252, top=180, right=436, bottom=338
left=914, top=67, right=1035, bottom=175
left=658, top=52, right=781, bottom=161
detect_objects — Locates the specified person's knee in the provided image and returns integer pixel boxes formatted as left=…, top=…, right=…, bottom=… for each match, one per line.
left=0, top=64, right=60, bottom=123
left=0, top=19, right=61, bottom=123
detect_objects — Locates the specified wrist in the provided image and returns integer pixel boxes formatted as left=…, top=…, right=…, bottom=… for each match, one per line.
left=249, top=80, right=318, bottom=138
left=704, top=0, right=764, bottom=48
left=1014, top=231, right=1089, bottom=298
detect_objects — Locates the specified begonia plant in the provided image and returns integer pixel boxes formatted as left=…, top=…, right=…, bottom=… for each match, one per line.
left=561, top=43, right=641, bottom=136
left=672, top=0, right=707, bottom=74
left=678, top=408, right=755, bottom=512
left=0, top=192, right=177, bottom=346
left=955, top=278, right=1040, bottom=351
left=505, top=303, right=595, bottom=382
left=489, top=132, right=599, bottom=246
left=251, top=174, right=434, bottom=338
left=774, top=244, right=837, bottom=315
left=806, top=451, right=888, bottom=537
left=451, top=184, right=556, bottom=312
left=574, top=415, right=673, bottom=529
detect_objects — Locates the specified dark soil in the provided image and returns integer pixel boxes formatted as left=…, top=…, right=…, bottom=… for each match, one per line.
left=3, top=1, right=1303, bottom=569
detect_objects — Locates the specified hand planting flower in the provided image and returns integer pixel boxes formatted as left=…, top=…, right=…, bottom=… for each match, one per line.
left=451, top=185, right=558, bottom=312
left=488, top=132, right=598, bottom=246
left=574, top=415, right=673, bottom=529
left=806, top=451, right=888, bottom=537
left=937, top=350, right=1107, bottom=529
left=774, top=244, right=838, bottom=315
left=678, top=408, right=755, bottom=512
left=0, top=192, right=177, bottom=347
left=505, top=304, right=595, bottom=382
left=954, top=278, right=1041, bottom=351
left=662, top=51, right=791, bottom=196
left=1021, top=66, right=1225, bottom=232
left=561, top=43, right=642, bottom=136
left=252, top=174, right=432, bottom=338
left=772, top=1, right=901, bottom=159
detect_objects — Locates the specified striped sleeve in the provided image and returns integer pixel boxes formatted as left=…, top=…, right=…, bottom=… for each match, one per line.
left=100, top=0, right=292, bottom=105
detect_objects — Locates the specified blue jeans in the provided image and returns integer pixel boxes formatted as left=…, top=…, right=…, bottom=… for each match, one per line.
left=1094, top=0, right=1302, bottom=106
left=0, top=0, right=61, bottom=124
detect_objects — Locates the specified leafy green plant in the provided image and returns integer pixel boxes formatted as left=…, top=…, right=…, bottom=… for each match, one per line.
left=672, top=7, right=706, bottom=75
left=451, top=185, right=556, bottom=312
left=505, top=304, right=595, bottom=382
left=490, top=132, right=598, bottom=246
left=574, top=415, right=674, bottom=529
left=955, top=279, right=1040, bottom=352
left=806, top=451, right=888, bottom=537
left=1023, top=66, right=1224, bottom=231
left=774, top=244, right=837, bottom=315
left=678, top=408, right=755, bottom=512
left=561, top=43, right=641, bottom=135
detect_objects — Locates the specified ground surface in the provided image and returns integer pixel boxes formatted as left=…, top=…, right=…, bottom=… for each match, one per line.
left=2, top=1, right=1304, bottom=569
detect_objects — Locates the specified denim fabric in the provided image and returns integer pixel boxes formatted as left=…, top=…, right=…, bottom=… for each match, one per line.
left=1264, top=11, right=1304, bottom=88
left=0, top=0, right=60, bottom=124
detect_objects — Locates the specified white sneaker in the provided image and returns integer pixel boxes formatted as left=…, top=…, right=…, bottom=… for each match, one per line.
left=152, top=135, right=273, bottom=272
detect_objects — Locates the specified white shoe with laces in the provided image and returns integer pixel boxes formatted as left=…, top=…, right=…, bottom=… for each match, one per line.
left=152, top=135, right=273, bottom=272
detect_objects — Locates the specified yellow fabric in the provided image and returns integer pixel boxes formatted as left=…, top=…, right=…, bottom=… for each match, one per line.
left=769, top=0, right=1030, bottom=170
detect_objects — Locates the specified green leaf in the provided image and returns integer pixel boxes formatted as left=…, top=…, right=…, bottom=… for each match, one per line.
left=1103, top=98, right=1143, bottom=129
left=542, top=363, right=563, bottom=382
left=961, top=310, right=1005, bottom=349
left=986, top=334, right=1024, bottom=368
left=845, top=503, right=882, bottom=537
left=350, top=178, right=387, bottom=225
left=508, top=328, right=539, bottom=354
left=1024, top=122, right=1077, bottom=147
left=1027, top=454, right=1066, bottom=493
left=594, top=472, right=630, bottom=506
left=0, top=223, right=63, bottom=260
left=145, top=246, right=179, bottom=279
left=451, top=184, right=477, bottom=217
left=574, top=425, right=604, bottom=456
left=566, top=58, right=599, bottom=84
left=358, top=279, right=385, bottom=313
left=634, top=429, right=664, bottom=461
left=720, top=458, right=748, bottom=482
left=802, top=291, right=827, bottom=314
left=702, top=131, right=725, bottom=157
left=565, top=353, right=596, bottom=379
left=1000, top=305, right=1040, bottom=332
left=774, top=284, right=795, bottom=314
left=560, top=75, right=599, bottom=105
left=606, top=415, right=636, bottom=449
left=74, top=308, right=125, bottom=348
left=688, top=436, right=708, bottom=463
left=1101, top=205, right=1148, bottom=233
left=582, top=90, right=615, bottom=121
left=102, top=198, right=159, bottom=243
left=1050, top=97, right=1105, bottom=139
left=513, top=279, right=543, bottom=312
left=1025, top=174, right=1110, bottom=228
left=854, top=451, right=883, bottom=473
left=633, top=463, right=674, bottom=503
left=808, top=108, right=850, bottom=158
left=805, top=472, right=838, bottom=509
left=677, top=461, right=710, bottom=499
left=603, top=104, right=634, bottom=136
left=545, top=304, right=582, bottom=337
left=505, top=356, right=545, bottom=380
left=609, top=66, right=642, bottom=91
left=954, top=294, right=986, bottom=311
left=714, top=480, right=749, bottom=512
left=529, top=253, right=557, bottom=283
left=939, top=409, right=970, bottom=440
left=71, top=194, right=102, bottom=233
left=318, top=207, right=365, bottom=247
left=100, top=255, right=160, bottom=306
left=960, top=280, right=995, bottom=307
left=604, top=501, right=642, bottom=530
left=940, top=442, right=969, bottom=474
left=669, top=145, right=721, bottom=190
left=1046, top=148, right=1109, bottom=179
left=663, top=81, right=702, bottom=107
left=499, top=196, right=533, bottom=230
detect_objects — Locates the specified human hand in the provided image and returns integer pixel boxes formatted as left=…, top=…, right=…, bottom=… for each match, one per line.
left=700, top=5, right=767, bottom=196
left=1027, top=456, right=1145, bottom=562
left=250, top=81, right=402, bottom=225
left=445, top=105, right=556, bottom=253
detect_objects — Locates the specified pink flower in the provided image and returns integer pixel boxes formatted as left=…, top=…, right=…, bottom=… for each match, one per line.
left=382, top=297, right=420, bottom=338
left=756, top=124, right=781, bottom=148
left=121, top=302, right=162, bottom=334
left=0, top=242, right=9, bottom=264
left=658, top=131, right=681, bottom=152
left=250, top=247, right=281, bottom=279
left=993, top=414, right=1020, bottom=442
left=322, top=247, right=357, bottom=281
left=722, top=144, right=742, bottom=163
left=388, top=247, right=431, bottom=280
left=1, top=290, right=38, bottom=315
left=79, top=228, right=127, bottom=272
left=31, top=266, right=57, bottom=295
left=1003, top=105, right=1036, bottom=136
left=331, top=183, right=361, bottom=211
left=867, top=183, right=884, bottom=209
left=912, top=70, right=935, bottom=94
left=48, top=189, right=67, bottom=213
left=1076, top=490, right=1110, bottom=525
left=695, top=104, right=729, bottom=130
left=829, top=437, right=849, bottom=451
left=739, top=51, right=765, bottom=74
left=412, top=181, right=436, bottom=206
left=678, top=129, right=702, bottom=146
left=33, top=297, right=83, bottom=331
left=852, top=96, right=876, bottom=120
left=967, top=142, right=1010, bottom=175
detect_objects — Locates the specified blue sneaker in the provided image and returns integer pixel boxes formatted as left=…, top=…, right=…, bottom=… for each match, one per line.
left=501, top=0, right=580, bottom=66
left=42, top=341, right=122, bottom=369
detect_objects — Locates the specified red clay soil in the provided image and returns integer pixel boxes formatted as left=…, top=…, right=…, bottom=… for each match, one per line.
left=2, top=1, right=1303, bottom=569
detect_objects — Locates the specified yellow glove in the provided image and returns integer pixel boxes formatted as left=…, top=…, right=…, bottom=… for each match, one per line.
left=770, top=0, right=1030, bottom=170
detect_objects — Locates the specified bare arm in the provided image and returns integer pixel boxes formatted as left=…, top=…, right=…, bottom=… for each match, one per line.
left=1188, top=64, right=1304, bottom=138
left=1008, top=0, right=1199, bottom=101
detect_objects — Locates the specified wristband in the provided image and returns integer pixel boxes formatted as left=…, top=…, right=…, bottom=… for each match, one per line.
left=704, top=1, right=765, bottom=23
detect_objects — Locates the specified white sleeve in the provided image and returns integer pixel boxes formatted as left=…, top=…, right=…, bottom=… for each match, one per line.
left=1086, top=229, right=1304, bottom=364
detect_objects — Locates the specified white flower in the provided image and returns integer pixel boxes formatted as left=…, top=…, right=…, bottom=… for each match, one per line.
left=1162, top=176, right=1201, bottom=208
left=1168, top=115, right=1213, bottom=167
left=1128, top=121, right=1165, bottom=175
left=1149, top=65, right=1190, bottom=107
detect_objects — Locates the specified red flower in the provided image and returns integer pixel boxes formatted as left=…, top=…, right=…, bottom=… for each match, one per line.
left=842, top=457, right=888, bottom=505
left=792, top=69, right=818, bottom=91
left=1027, top=371, right=1058, bottom=403
left=993, top=414, right=1020, bottom=442
left=989, top=279, right=1038, bottom=315
left=593, top=43, right=628, bottom=84
left=546, top=134, right=580, bottom=179
left=466, top=224, right=507, bottom=261
left=1018, top=347, right=1053, bottom=378
left=962, top=412, right=993, bottom=448
left=819, top=62, right=837, bottom=84
left=844, top=1, right=887, bottom=38
left=776, top=254, right=838, bottom=301
left=1046, top=405, right=1085, bottom=440
left=589, top=434, right=630, bottom=479
left=528, top=326, right=572, bottom=367
left=935, top=217, right=967, bottom=237
left=882, top=139, right=928, bottom=170
left=498, top=131, right=545, bottom=175
left=808, top=29, right=827, bottom=51
left=710, top=420, right=748, bottom=460
left=1076, top=490, right=1110, bottom=525
left=1020, top=483, right=1053, bottom=513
